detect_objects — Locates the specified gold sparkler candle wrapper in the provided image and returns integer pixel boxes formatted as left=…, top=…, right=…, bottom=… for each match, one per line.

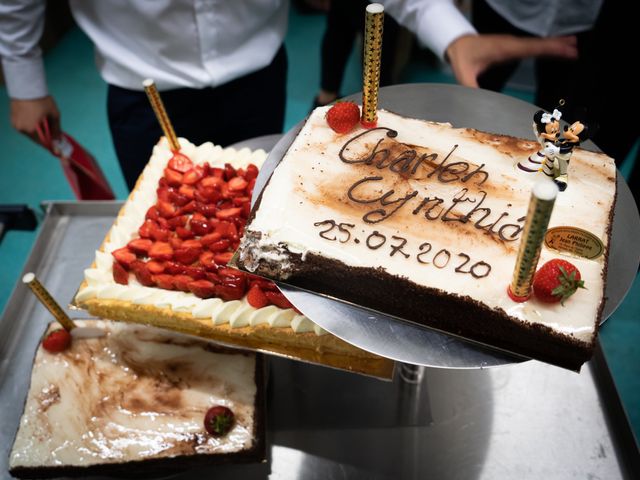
left=143, top=79, right=181, bottom=152
left=23, top=272, right=77, bottom=331
left=508, top=180, right=559, bottom=302
left=361, top=3, right=384, bottom=128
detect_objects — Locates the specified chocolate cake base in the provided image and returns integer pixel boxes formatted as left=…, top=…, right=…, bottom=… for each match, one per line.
left=239, top=250, right=595, bottom=371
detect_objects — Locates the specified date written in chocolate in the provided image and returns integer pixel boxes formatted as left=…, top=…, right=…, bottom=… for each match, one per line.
left=313, top=219, right=492, bottom=279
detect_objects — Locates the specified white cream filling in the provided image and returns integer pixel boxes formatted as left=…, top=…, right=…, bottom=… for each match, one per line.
left=76, top=138, right=326, bottom=336
left=10, top=320, right=258, bottom=468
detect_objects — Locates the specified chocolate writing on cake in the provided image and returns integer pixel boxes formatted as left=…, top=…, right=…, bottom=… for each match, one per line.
left=313, top=219, right=492, bottom=279
left=338, top=128, right=524, bottom=242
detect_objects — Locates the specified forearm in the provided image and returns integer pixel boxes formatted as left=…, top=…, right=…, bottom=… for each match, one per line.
left=378, top=0, right=476, bottom=60
left=0, top=0, right=48, bottom=99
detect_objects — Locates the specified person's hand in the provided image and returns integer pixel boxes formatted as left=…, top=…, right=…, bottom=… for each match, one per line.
left=10, top=96, right=61, bottom=146
left=446, top=34, right=578, bottom=88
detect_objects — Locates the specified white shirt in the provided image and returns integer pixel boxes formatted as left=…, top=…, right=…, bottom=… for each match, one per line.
left=0, top=0, right=475, bottom=100
left=486, top=0, right=603, bottom=37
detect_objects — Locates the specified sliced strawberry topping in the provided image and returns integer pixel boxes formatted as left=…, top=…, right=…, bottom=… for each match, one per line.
left=164, top=261, right=186, bottom=275
left=179, top=200, right=197, bottom=215
left=228, top=177, right=248, bottom=191
left=149, top=222, right=170, bottom=242
left=247, top=178, right=256, bottom=195
left=112, top=261, right=129, bottom=285
left=190, top=218, right=211, bottom=236
left=154, top=274, right=175, bottom=290
left=174, top=247, right=202, bottom=265
left=169, top=237, right=184, bottom=249
left=164, top=168, right=183, bottom=186
left=148, top=242, right=173, bottom=261
left=195, top=202, right=219, bottom=217
left=188, top=279, right=217, bottom=299
left=218, top=267, right=244, bottom=279
left=138, top=219, right=154, bottom=239
left=179, top=184, right=196, bottom=199
left=157, top=217, right=170, bottom=229
left=248, top=278, right=278, bottom=292
left=168, top=153, right=193, bottom=173
left=215, top=282, right=244, bottom=301
left=223, top=164, right=236, bottom=181
left=245, top=164, right=259, bottom=181
left=168, top=190, right=190, bottom=207
left=131, top=261, right=155, bottom=287
left=199, top=251, right=218, bottom=270
left=123, top=157, right=263, bottom=304
left=247, top=284, right=269, bottom=308
left=146, top=206, right=160, bottom=221
left=213, top=252, right=234, bottom=265
left=157, top=200, right=178, bottom=219
left=182, top=168, right=203, bottom=185
left=241, top=202, right=251, bottom=219
left=173, top=274, right=195, bottom=292
left=182, top=265, right=207, bottom=279
left=127, top=238, right=153, bottom=256
left=112, top=247, right=137, bottom=268
left=176, top=226, right=195, bottom=239
left=201, top=232, right=223, bottom=246
left=146, top=260, right=166, bottom=274
left=214, top=221, right=238, bottom=240
left=265, top=290, right=295, bottom=309
left=232, top=196, right=250, bottom=207
left=216, top=207, right=242, bottom=220
left=200, top=176, right=224, bottom=189
left=167, top=215, right=189, bottom=229
left=207, top=239, right=231, bottom=253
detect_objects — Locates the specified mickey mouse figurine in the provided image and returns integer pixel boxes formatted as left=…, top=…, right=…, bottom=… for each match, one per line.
left=549, top=120, right=591, bottom=191
left=518, top=109, right=562, bottom=173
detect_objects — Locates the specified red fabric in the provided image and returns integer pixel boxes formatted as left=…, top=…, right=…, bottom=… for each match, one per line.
left=36, top=120, right=115, bottom=200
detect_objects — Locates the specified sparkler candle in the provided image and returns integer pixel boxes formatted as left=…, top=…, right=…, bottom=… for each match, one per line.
left=143, top=79, right=181, bottom=152
left=23, top=272, right=77, bottom=331
left=508, top=180, right=559, bottom=302
left=361, top=3, right=384, bottom=128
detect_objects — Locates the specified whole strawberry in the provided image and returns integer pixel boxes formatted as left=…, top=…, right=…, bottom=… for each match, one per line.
left=326, top=102, right=360, bottom=134
left=204, top=405, right=235, bottom=436
left=42, top=329, right=72, bottom=353
left=533, top=259, right=585, bottom=305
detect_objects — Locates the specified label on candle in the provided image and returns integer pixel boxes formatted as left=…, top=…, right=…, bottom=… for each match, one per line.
left=544, top=227, right=604, bottom=260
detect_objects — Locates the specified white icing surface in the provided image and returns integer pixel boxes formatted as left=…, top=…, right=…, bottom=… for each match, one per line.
left=75, top=138, right=326, bottom=336
left=242, top=107, right=617, bottom=344
left=10, top=320, right=258, bottom=468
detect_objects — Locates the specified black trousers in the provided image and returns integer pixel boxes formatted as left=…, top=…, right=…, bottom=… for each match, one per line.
left=320, top=0, right=400, bottom=93
left=108, top=46, right=287, bottom=190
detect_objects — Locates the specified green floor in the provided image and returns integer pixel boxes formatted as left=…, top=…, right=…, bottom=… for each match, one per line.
left=1, top=8, right=638, bottom=440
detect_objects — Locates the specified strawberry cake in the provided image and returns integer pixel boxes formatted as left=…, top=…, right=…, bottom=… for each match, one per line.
left=236, top=106, right=617, bottom=371
left=74, top=138, right=393, bottom=378
left=9, top=320, right=265, bottom=478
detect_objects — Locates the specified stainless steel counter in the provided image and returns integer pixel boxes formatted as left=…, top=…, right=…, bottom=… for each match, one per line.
left=0, top=202, right=637, bottom=479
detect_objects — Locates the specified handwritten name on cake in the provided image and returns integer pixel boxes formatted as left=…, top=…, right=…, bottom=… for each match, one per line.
left=313, top=219, right=491, bottom=279
left=337, top=128, right=524, bottom=243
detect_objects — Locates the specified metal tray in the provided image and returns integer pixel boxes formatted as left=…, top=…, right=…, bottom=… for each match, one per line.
left=0, top=202, right=638, bottom=478
left=244, top=84, right=640, bottom=369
